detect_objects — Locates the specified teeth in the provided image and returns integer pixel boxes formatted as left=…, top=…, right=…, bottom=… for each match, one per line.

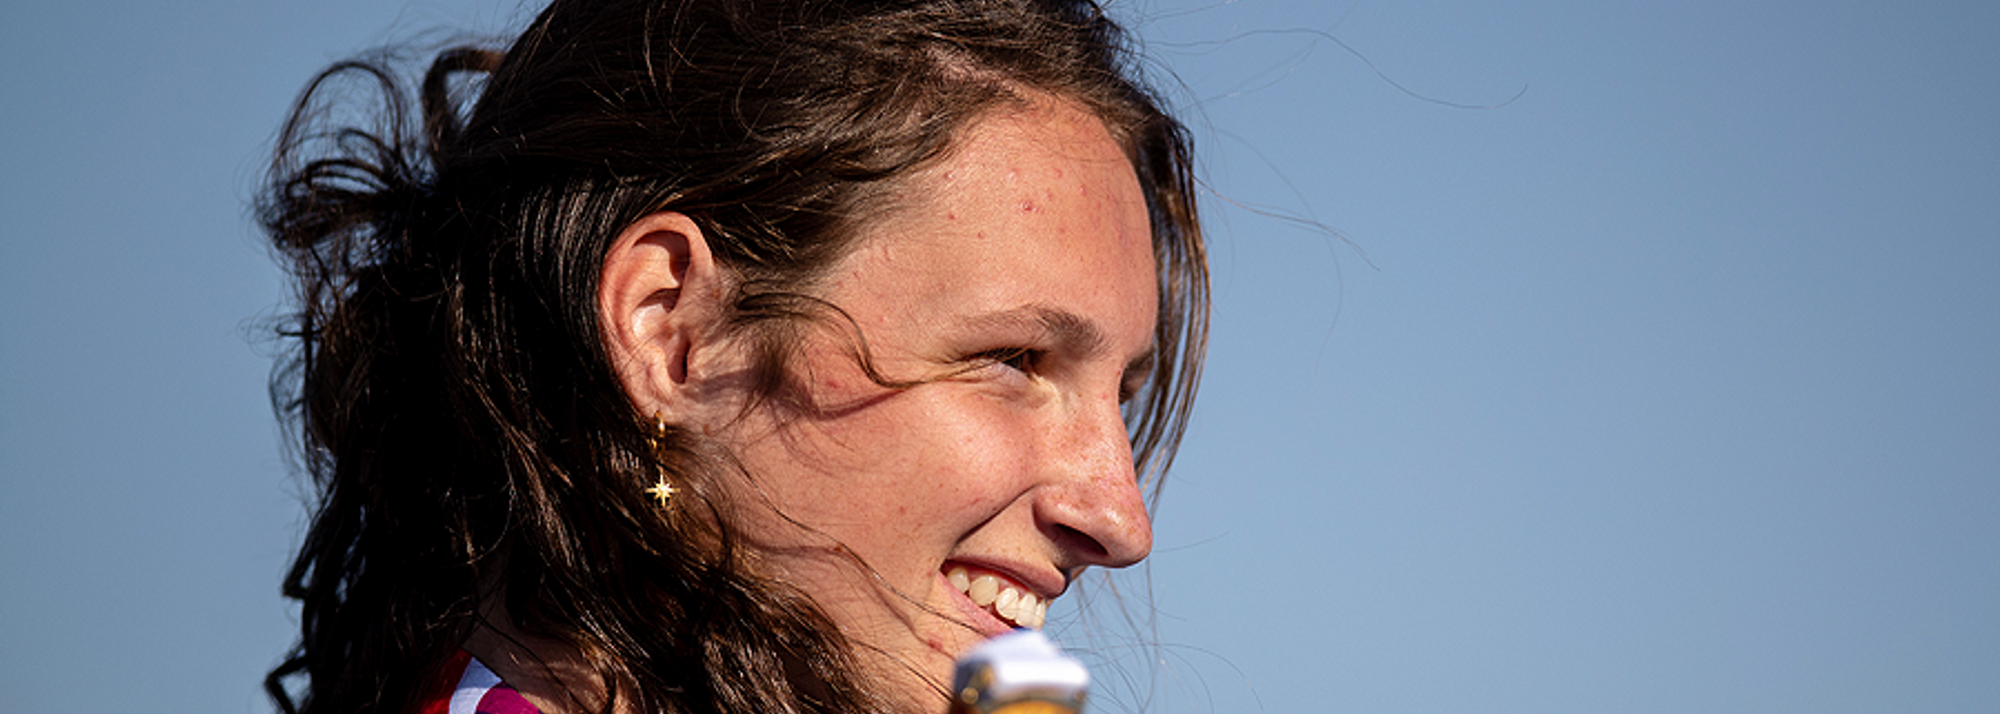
left=969, top=574, right=1000, bottom=606
left=945, top=566, right=1048, bottom=629
left=995, top=587, right=1019, bottom=615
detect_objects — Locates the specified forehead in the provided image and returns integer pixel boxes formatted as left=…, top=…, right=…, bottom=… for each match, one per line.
left=828, top=101, right=1158, bottom=340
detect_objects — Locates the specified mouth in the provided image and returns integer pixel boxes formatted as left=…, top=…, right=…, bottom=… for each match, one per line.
left=944, top=564, right=1050, bottom=630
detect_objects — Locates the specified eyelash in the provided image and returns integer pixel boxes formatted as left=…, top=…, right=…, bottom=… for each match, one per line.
left=976, top=347, right=1042, bottom=374
left=966, top=348, right=1149, bottom=407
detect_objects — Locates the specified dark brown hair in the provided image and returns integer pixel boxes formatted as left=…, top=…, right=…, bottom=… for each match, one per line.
left=260, top=1, right=1207, bottom=712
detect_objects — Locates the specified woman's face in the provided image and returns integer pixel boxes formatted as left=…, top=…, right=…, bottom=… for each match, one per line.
left=713, top=100, right=1158, bottom=707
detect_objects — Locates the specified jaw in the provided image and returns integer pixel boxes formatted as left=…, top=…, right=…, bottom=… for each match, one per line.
left=836, top=567, right=1047, bottom=710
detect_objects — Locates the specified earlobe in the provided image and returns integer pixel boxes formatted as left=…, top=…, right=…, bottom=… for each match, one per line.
left=599, top=212, right=723, bottom=413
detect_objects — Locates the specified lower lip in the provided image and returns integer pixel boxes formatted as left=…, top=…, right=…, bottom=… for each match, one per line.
left=936, top=570, right=1017, bottom=639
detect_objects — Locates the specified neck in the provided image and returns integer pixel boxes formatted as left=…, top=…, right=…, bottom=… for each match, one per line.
left=464, top=602, right=622, bottom=714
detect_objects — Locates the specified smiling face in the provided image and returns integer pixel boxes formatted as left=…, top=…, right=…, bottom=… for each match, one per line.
left=712, top=100, right=1158, bottom=708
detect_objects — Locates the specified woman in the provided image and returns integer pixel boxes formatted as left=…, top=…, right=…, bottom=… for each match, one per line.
left=260, top=0, right=1207, bottom=712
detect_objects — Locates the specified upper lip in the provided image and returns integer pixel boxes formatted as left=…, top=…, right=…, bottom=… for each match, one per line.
left=944, top=557, right=1068, bottom=601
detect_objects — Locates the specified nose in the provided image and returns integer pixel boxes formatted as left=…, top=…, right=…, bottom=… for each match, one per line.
left=1037, top=394, right=1154, bottom=570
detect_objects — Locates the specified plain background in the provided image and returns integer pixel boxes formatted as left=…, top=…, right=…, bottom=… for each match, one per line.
left=3, top=1, right=1995, bottom=712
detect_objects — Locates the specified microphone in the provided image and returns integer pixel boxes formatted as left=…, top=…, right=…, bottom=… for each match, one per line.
left=949, top=630, right=1090, bottom=714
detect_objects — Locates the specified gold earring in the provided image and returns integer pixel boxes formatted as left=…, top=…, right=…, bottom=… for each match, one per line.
left=643, top=412, right=677, bottom=508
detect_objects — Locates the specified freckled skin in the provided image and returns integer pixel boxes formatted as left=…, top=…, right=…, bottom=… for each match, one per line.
left=708, top=100, right=1157, bottom=712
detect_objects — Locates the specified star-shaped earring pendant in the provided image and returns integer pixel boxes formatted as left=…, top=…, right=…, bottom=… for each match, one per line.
left=645, top=476, right=677, bottom=507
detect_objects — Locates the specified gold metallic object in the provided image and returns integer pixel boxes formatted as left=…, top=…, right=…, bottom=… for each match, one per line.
left=644, top=476, right=677, bottom=507
left=644, top=412, right=676, bottom=507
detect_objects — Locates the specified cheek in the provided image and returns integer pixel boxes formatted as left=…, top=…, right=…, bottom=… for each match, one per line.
left=795, top=394, right=1037, bottom=529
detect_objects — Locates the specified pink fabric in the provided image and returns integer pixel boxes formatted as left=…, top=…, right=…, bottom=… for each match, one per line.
left=418, top=651, right=543, bottom=714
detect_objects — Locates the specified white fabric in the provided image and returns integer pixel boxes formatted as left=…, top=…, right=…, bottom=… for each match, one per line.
left=448, top=655, right=504, bottom=714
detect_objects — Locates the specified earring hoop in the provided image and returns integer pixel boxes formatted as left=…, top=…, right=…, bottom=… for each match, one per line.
left=643, top=412, right=677, bottom=508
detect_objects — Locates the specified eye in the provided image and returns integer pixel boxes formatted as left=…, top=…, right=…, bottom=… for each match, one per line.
left=1118, top=357, right=1154, bottom=405
left=975, top=347, right=1042, bottom=375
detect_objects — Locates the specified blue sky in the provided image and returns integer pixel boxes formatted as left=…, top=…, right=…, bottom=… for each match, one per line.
left=4, top=1, right=1996, bottom=713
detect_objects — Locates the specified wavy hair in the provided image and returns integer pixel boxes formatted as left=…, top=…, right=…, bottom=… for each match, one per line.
left=260, top=1, right=1207, bottom=712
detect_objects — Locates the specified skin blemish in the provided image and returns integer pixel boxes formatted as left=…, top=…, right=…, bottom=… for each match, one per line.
left=1018, top=200, right=1036, bottom=213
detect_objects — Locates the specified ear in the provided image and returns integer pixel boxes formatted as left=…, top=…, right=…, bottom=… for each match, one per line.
left=600, top=212, right=726, bottom=417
